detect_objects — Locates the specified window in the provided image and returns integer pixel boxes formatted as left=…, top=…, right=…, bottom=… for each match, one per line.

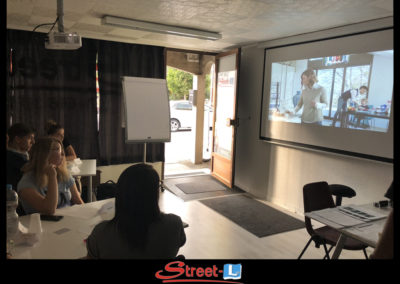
left=175, top=102, right=192, bottom=110
left=344, top=65, right=370, bottom=90
left=331, top=68, right=344, bottom=113
left=316, top=64, right=370, bottom=118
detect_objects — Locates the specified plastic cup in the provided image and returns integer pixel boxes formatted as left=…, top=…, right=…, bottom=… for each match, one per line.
left=28, top=213, right=43, bottom=234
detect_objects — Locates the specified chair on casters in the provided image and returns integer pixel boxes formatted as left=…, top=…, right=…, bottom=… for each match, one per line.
left=298, top=181, right=368, bottom=259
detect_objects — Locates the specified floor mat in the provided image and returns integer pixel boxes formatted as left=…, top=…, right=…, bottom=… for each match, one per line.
left=200, top=195, right=305, bottom=237
left=163, top=174, right=244, bottom=201
left=175, top=178, right=226, bottom=194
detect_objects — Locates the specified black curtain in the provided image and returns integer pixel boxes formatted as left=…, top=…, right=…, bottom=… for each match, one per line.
left=97, top=40, right=165, bottom=165
left=6, top=29, right=99, bottom=159
left=6, top=29, right=166, bottom=166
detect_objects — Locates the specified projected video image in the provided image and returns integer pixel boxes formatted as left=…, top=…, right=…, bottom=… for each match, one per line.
left=267, top=50, right=393, bottom=133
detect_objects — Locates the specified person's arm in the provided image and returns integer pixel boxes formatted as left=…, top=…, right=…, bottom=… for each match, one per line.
left=370, top=209, right=393, bottom=259
left=294, top=95, right=303, bottom=113
left=70, top=182, right=84, bottom=205
left=315, top=87, right=328, bottom=109
left=19, top=165, right=59, bottom=215
left=64, top=145, right=77, bottom=161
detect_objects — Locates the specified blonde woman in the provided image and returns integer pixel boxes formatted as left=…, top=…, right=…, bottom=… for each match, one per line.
left=45, top=120, right=82, bottom=194
left=289, top=69, right=327, bottom=125
left=17, top=137, right=84, bottom=215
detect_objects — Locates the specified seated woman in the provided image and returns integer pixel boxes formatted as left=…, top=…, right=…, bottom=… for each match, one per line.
left=45, top=120, right=77, bottom=161
left=17, top=137, right=84, bottom=215
left=46, top=120, right=82, bottom=193
left=86, top=164, right=186, bottom=259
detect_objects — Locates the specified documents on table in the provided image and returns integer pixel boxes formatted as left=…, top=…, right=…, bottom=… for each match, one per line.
left=306, top=205, right=387, bottom=229
left=55, top=200, right=115, bottom=219
left=344, top=219, right=386, bottom=247
left=55, top=204, right=99, bottom=219
left=337, top=205, right=386, bottom=221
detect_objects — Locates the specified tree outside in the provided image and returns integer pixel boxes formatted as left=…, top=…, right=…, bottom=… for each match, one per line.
left=167, top=66, right=193, bottom=100
left=167, top=66, right=211, bottom=101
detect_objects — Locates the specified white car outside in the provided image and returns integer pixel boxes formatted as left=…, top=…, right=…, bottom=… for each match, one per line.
left=169, top=100, right=213, bottom=132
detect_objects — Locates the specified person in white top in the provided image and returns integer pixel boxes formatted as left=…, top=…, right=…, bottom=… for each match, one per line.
left=351, top=85, right=368, bottom=107
left=289, top=69, right=327, bottom=125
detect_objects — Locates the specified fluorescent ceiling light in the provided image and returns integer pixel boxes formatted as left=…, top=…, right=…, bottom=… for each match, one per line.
left=102, top=15, right=222, bottom=41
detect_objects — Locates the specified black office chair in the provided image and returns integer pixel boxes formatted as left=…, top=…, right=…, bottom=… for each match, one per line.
left=329, top=184, right=356, bottom=206
left=298, top=181, right=368, bottom=259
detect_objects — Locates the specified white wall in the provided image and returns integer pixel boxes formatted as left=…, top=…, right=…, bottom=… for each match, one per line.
left=234, top=20, right=393, bottom=215
left=368, top=54, right=393, bottom=107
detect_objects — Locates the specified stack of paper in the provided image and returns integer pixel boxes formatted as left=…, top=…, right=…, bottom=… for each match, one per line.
left=307, top=208, right=365, bottom=229
left=306, top=205, right=387, bottom=229
left=337, top=205, right=386, bottom=221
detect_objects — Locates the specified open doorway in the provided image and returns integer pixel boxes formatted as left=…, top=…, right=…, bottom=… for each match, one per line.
left=164, top=49, right=216, bottom=177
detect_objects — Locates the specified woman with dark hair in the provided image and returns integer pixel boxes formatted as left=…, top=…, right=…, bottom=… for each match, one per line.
left=86, top=164, right=186, bottom=259
left=45, top=120, right=77, bottom=161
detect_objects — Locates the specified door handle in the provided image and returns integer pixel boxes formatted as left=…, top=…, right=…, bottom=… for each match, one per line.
left=226, top=118, right=239, bottom=127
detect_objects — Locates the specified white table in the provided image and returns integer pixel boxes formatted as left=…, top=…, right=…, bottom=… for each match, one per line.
left=71, top=159, right=97, bottom=202
left=306, top=204, right=391, bottom=259
left=11, top=198, right=188, bottom=259
left=11, top=199, right=114, bottom=259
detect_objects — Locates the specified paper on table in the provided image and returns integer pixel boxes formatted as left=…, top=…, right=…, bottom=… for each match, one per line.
left=98, top=200, right=115, bottom=220
left=345, top=221, right=384, bottom=246
left=337, top=205, right=387, bottom=221
left=76, top=216, right=103, bottom=235
left=56, top=204, right=99, bottom=219
left=308, top=208, right=366, bottom=228
left=55, top=200, right=115, bottom=220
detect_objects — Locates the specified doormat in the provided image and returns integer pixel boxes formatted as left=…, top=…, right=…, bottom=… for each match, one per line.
left=176, top=178, right=226, bottom=194
left=199, top=195, right=305, bottom=238
left=163, top=175, right=244, bottom=202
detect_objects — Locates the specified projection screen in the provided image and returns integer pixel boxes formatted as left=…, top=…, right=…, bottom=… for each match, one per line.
left=259, top=28, right=393, bottom=163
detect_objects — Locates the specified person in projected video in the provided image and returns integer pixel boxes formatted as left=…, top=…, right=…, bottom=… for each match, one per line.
left=331, top=85, right=368, bottom=127
left=288, top=69, right=327, bottom=125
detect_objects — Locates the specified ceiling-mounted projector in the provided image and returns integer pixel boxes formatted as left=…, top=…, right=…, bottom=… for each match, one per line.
left=45, top=31, right=82, bottom=50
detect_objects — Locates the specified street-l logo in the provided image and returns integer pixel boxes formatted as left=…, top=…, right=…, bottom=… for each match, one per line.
left=223, top=264, right=242, bottom=280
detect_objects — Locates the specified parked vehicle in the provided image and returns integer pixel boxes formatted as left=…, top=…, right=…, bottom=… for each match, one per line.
left=169, top=100, right=213, bottom=132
